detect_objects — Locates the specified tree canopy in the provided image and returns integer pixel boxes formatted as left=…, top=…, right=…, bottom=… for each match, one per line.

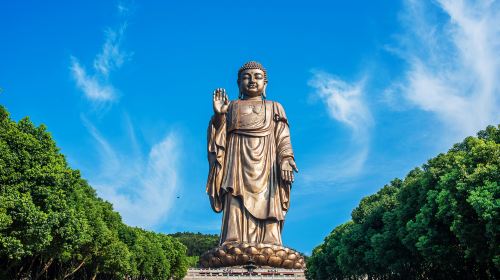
left=169, top=232, right=218, bottom=257
left=307, top=125, right=500, bottom=280
left=0, top=105, right=190, bottom=279
left=168, top=232, right=219, bottom=267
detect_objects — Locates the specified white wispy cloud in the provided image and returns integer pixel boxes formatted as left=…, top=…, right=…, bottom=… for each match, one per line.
left=117, top=3, right=132, bottom=17
left=70, top=8, right=130, bottom=103
left=71, top=4, right=180, bottom=229
left=93, top=25, right=128, bottom=78
left=309, top=71, right=373, bottom=136
left=82, top=116, right=181, bottom=229
left=70, top=57, right=116, bottom=102
left=387, top=0, right=500, bottom=139
left=302, top=71, right=373, bottom=189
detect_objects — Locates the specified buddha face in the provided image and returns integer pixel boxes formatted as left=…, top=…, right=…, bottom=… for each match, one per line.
left=238, top=68, right=267, bottom=98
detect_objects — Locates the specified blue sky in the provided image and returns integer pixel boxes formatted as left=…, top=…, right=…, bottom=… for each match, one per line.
left=1, top=0, right=499, bottom=254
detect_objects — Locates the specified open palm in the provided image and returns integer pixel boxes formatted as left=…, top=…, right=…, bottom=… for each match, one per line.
left=213, top=88, right=229, bottom=114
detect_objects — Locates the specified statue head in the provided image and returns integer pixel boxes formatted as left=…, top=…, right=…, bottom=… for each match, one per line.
left=237, top=61, right=268, bottom=99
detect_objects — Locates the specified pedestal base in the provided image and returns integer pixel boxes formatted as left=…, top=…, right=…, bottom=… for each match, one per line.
left=199, top=242, right=305, bottom=269
left=185, top=268, right=306, bottom=279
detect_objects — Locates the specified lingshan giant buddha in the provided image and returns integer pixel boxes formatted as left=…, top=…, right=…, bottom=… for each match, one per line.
left=200, top=61, right=304, bottom=269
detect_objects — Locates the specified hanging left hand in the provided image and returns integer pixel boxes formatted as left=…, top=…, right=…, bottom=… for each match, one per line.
left=280, top=158, right=299, bottom=184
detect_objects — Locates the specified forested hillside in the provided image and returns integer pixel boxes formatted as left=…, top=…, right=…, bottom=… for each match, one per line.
left=306, top=125, right=500, bottom=279
left=0, top=105, right=190, bottom=280
left=169, top=232, right=219, bottom=258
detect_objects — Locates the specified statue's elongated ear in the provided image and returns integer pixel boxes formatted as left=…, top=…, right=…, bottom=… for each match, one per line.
left=262, top=82, right=268, bottom=99
left=236, top=79, right=242, bottom=99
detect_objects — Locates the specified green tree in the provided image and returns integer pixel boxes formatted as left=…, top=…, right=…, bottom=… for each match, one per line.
left=307, top=125, right=500, bottom=280
left=169, top=232, right=219, bottom=257
left=0, top=105, right=189, bottom=279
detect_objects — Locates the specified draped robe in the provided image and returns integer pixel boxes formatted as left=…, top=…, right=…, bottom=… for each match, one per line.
left=206, top=99, right=294, bottom=246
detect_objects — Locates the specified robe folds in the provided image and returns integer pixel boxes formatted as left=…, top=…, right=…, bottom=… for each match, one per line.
left=206, top=99, right=294, bottom=246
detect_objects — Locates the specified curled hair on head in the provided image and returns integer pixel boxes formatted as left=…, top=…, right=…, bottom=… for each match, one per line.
left=237, top=61, right=268, bottom=82
left=237, top=61, right=268, bottom=100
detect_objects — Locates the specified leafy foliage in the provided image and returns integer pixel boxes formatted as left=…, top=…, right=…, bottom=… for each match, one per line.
left=307, top=125, right=500, bottom=280
left=0, top=105, right=189, bottom=279
left=169, top=232, right=219, bottom=257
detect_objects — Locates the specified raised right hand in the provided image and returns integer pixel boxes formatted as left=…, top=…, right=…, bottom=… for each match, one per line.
left=213, top=88, right=229, bottom=114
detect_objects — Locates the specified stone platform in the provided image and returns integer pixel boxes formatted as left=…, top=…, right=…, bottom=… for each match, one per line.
left=184, top=268, right=306, bottom=280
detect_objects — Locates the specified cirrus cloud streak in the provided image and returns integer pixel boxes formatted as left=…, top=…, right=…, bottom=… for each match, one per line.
left=386, top=0, right=500, bottom=140
left=301, top=71, right=373, bottom=191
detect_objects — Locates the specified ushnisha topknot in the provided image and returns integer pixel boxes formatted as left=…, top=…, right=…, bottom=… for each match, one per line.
left=238, top=61, right=268, bottom=82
